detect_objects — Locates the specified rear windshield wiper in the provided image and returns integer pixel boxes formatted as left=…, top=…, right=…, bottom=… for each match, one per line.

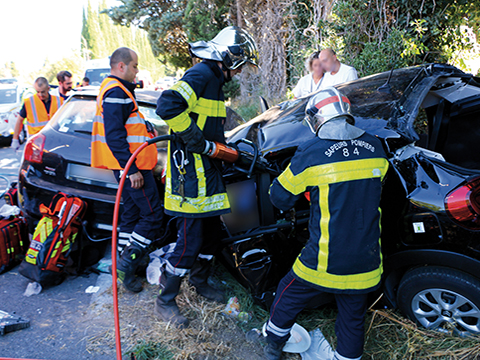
left=73, top=129, right=92, bottom=135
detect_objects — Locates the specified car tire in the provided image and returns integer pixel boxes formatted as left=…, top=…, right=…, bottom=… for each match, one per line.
left=397, top=266, right=480, bottom=336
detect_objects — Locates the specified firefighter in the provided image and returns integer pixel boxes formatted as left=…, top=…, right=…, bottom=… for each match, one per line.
left=155, top=26, right=259, bottom=328
left=263, top=87, right=389, bottom=360
left=11, top=77, right=63, bottom=149
left=91, top=47, right=163, bottom=293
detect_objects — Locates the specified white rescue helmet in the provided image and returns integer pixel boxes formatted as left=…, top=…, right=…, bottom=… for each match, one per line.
left=305, top=87, right=354, bottom=134
left=189, top=26, right=259, bottom=72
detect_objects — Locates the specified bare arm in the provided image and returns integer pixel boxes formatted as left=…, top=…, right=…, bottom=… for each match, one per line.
left=13, top=115, right=24, bottom=140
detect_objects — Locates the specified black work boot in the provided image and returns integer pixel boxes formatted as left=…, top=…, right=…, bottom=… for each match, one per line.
left=188, top=258, right=224, bottom=303
left=116, top=242, right=147, bottom=293
left=155, top=271, right=189, bottom=329
left=263, top=337, right=285, bottom=360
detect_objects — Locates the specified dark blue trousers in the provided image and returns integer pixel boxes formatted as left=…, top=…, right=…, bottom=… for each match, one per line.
left=165, top=216, right=222, bottom=277
left=114, top=170, right=163, bottom=251
left=266, top=270, right=369, bottom=359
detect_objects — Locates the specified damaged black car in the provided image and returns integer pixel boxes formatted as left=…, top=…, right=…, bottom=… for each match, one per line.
left=221, top=64, right=480, bottom=336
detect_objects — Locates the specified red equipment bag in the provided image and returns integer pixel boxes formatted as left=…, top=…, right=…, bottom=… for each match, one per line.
left=4, top=182, right=18, bottom=206
left=18, top=192, right=87, bottom=286
left=0, top=215, right=29, bottom=274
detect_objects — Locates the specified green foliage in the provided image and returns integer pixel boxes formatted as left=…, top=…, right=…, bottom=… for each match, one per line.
left=105, top=0, right=233, bottom=69
left=184, top=0, right=231, bottom=42
left=126, top=340, right=173, bottom=360
left=223, top=77, right=240, bottom=100
left=82, top=0, right=166, bottom=81
left=0, top=62, right=20, bottom=78
left=330, top=0, right=480, bottom=77
left=28, top=53, right=84, bottom=85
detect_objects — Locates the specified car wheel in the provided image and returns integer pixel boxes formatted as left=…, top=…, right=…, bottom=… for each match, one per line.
left=397, top=266, right=480, bottom=336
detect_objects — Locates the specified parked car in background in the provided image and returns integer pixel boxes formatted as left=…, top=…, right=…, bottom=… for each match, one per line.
left=0, top=81, right=27, bottom=144
left=154, top=76, right=177, bottom=91
left=84, top=58, right=111, bottom=86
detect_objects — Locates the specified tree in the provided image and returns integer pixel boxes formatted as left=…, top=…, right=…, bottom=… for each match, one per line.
left=81, top=0, right=167, bottom=81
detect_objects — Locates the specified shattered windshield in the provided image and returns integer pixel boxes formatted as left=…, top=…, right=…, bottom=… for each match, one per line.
left=338, top=67, right=422, bottom=120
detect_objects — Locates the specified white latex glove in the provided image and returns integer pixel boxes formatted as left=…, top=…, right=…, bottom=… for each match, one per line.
left=11, top=139, right=20, bottom=150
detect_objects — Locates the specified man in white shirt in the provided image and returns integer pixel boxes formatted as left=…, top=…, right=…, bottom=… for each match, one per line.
left=319, top=49, right=358, bottom=89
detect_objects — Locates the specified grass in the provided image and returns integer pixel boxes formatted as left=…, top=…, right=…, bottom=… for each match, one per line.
left=85, top=261, right=480, bottom=360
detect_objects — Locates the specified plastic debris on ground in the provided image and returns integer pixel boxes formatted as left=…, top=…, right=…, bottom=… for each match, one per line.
left=222, top=296, right=251, bottom=323
left=0, top=204, right=21, bottom=218
left=85, top=285, right=100, bottom=294
left=95, top=259, right=111, bottom=274
left=146, top=243, right=175, bottom=285
left=23, top=282, right=42, bottom=297
left=0, top=310, right=30, bottom=335
left=300, top=328, right=334, bottom=359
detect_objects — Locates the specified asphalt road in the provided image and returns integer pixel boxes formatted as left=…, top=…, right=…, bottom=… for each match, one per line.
left=0, top=141, right=115, bottom=360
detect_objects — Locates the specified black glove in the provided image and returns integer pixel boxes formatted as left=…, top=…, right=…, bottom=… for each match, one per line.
left=176, top=121, right=212, bottom=154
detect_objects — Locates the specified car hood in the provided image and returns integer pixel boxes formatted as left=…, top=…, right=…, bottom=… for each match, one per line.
left=227, top=64, right=468, bottom=156
left=0, top=103, right=19, bottom=113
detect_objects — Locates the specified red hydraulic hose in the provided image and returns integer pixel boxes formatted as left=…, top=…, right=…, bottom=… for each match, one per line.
left=111, top=141, right=150, bottom=360
left=111, top=134, right=175, bottom=359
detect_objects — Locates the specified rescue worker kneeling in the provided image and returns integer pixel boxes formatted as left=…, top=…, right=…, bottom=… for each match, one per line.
left=264, top=88, right=389, bottom=360
left=155, top=26, right=259, bottom=329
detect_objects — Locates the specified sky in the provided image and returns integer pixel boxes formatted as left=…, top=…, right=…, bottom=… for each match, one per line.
left=0, top=0, right=119, bottom=76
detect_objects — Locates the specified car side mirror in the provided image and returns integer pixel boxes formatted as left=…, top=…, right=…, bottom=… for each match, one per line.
left=136, top=80, right=144, bottom=89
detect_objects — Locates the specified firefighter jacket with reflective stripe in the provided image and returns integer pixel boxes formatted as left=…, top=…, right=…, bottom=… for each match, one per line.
left=91, top=76, right=157, bottom=172
left=24, top=94, right=63, bottom=135
left=269, top=132, right=389, bottom=294
left=156, top=60, right=230, bottom=218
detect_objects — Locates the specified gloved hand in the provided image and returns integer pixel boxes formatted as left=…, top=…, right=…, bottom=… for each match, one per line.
left=10, top=139, right=20, bottom=150
left=176, top=121, right=209, bottom=154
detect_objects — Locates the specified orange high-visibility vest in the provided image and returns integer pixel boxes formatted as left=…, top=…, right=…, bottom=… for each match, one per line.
left=24, top=94, right=63, bottom=135
left=91, top=77, right=157, bottom=170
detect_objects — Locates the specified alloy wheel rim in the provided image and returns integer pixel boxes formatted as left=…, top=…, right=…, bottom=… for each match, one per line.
left=411, top=288, right=480, bottom=336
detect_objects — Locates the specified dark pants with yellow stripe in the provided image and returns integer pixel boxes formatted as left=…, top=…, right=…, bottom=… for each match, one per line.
left=165, top=216, right=223, bottom=277
left=266, top=270, right=369, bottom=359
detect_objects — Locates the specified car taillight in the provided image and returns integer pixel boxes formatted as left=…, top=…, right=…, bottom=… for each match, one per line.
left=445, top=177, right=480, bottom=230
left=24, top=133, right=46, bottom=164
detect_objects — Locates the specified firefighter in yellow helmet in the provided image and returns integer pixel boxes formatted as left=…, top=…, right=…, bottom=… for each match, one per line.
left=155, top=26, right=259, bottom=328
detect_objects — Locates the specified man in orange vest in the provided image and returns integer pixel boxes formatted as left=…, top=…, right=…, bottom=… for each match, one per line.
left=91, top=47, right=163, bottom=293
left=11, top=77, right=63, bottom=150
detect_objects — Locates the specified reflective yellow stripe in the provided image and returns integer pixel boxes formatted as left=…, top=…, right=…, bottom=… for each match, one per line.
left=194, top=154, right=206, bottom=197
left=278, top=158, right=389, bottom=195
left=166, top=139, right=172, bottom=193
left=292, top=257, right=383, bottom=290
left=195, top=98, right=226, bottom=117
left=164, top=111, right=191, bottom=132
left=171, top=81, right=197, bottom=109
left=25, top=217, right=54, bottom=264
left=317, top=185, right=330, bottom=272
left=165, top=192, right=230, bottom=214
left=196, top=114, right=207, bottom=131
